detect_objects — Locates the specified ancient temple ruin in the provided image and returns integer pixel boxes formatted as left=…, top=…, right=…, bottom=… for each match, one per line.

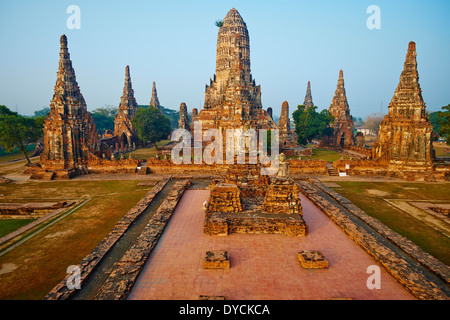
left=303, top=81, right=314, bottom=109
left=278, top=101, right=296, bottom=148
left=204, top=154, right=307, bottom=237
left=114, top=65, right=138, bottom=148
left=178, top=102, right=190, bottom=131
left=321, top=70, right=355, bottom=148
left=150, top=81, right=161, bottom=110
left=30, top=35, right=140, bottom=180
left=39, top=35, right=101, bottom=178
left=372, top=41, right=434, bottom=167
left=196, top=8, right=277, bottom=144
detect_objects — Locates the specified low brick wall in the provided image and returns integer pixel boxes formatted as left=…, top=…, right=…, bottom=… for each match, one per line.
left=87, top=157, right=140, bottom=174
left=146, top=159, right=228, bottom=176
left=347, top=145, right=372, bottom=158
left=288, top=159, right=328, bottom=175
left=204, top=215, right=307, bottom=237
left=44, top=178, right=170, bottom=300
left=95, top=179, right=190, bottom=300
left=299, top=179, right=450, bottom=300
left=333, top=159, right=388, bottom=176
left=332, top=159, right=450, bottom=181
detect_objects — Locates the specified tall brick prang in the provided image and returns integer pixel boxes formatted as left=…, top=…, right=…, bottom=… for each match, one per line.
left=197, top=8, right=277, bottom=144
left=150, top=81, right=161, bottom=110
left=40, top=35, right=101, bottom=177
left=372, top=41, right=434, bottom=167
left=114, top=65, right=138, bottom=147
left=303, top=81, right=314, bottom=109
left=178, top=102, right=190, bottom=131
left=321, top=70, right=355, bottom=148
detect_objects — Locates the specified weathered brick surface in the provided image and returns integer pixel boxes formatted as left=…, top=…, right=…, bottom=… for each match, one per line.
left=263, top=177, right=302, bottom=215
left=204, top=213, right=307, bottom=237
left=43, top=179, right=170, bottom=300
left=299, top=179, right=450, bottom=300
left=206, top=183, right=243, bottom=214
left=95, top=180, right=190, bottom=300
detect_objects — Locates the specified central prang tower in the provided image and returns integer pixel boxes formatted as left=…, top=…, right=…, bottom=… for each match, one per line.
left=197, top=8, right=276, bottom=137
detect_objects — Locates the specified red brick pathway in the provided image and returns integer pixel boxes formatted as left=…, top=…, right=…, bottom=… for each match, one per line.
left=128, top=190, right=413, bottom=300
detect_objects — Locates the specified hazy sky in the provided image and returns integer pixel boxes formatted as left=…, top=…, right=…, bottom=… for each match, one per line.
left=1, top=0, right=449, bottom=119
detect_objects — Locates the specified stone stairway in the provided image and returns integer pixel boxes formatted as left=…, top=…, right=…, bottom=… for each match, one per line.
left=327, top=167, right=339, bottom=176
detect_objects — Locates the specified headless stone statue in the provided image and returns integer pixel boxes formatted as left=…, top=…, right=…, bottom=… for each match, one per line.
left=277, top=153, right=290, bottom=177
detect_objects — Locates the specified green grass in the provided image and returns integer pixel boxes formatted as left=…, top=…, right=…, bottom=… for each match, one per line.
left=302, top=148, right=349, bottom=162
left=433, top=142, right=450, bottom=158
left=0, top=179, right=153, bottom=300
left=331, top=181, right=450, bottom=265
left=0, top=219, right=36, bottom=238
left=0, top=145, right=36, bottom=164
left=126, top=140, right=172, bottom=160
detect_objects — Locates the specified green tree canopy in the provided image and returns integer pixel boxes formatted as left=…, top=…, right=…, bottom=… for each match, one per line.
left=0, top=105, right=44, bottom=164
left=292, top=105, right=334, bottom=145
left=92, top=105, right=118, bottom=118
left=131, top=106, right=172, bottom=149
left=437, top=104, right=450, bottom=145
left=91, top=105, right=118, bottom=134
left=33, top=107, right=50, bottom=118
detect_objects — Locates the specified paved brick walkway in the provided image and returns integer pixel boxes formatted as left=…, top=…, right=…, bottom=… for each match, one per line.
left=128, top=190, right=413, bottom=300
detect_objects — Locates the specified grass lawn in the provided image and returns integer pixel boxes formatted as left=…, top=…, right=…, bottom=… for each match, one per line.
left=303, top=148, right=350, bottom=162
left=0, top=179, right=153, bottom=300
left=433, top=141, right=450, bottom=158
left=126, top=140, right=172, bottom=160
left=0, top=145, right=36, bottom=164
left=0, top=219, right=36, bottom=238
left=331, top=181, right=450, bottom=265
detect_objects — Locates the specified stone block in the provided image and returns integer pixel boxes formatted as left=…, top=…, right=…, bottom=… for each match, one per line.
left=297, top=250, right=328, bottom=269
left=199, top=295, right=227, bottom=300
left=204, top=250, right=230, bottom=269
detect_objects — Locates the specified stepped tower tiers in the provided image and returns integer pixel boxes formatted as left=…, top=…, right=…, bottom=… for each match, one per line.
left=321, top=70, right=355, bottom=148
left=150, top=81, right=161, bottom=110
left=178, top=102, right=190, bottom=131
left=372, top=41, right=434, bottom=167
left=303, top=81, right=314, bottom=109
left=114, top=65, right=138, bottom=147
left=40, top=35, right=101, bottom=176
left=197, top=8, right=277, bottom=145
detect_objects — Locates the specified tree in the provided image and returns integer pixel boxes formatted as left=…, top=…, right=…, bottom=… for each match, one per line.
left=437, top=104, right=450, bottom=145
left=91, top=105, right=117, bottom=133
left=0, top=105, right=44, bottom=164
left=292, top=105, right=334, bottom=145
left=131, top=106, right=172, bottom=149
left=215, top=20, right=223, bottom=27
left=91, top=113, right=115, bottom=133
left=92, top=105, right=118, bottom=118
left=33, top=107, right=50, bottom=118
left=364, top=113, right=384, bottom=136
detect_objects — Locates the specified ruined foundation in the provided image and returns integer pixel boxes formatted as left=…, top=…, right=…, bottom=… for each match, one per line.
left=204, top=164, right=307, bottom=237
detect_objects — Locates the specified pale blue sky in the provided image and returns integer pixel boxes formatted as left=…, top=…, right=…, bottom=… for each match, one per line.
left=0, top=0, right=449, bottom=119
